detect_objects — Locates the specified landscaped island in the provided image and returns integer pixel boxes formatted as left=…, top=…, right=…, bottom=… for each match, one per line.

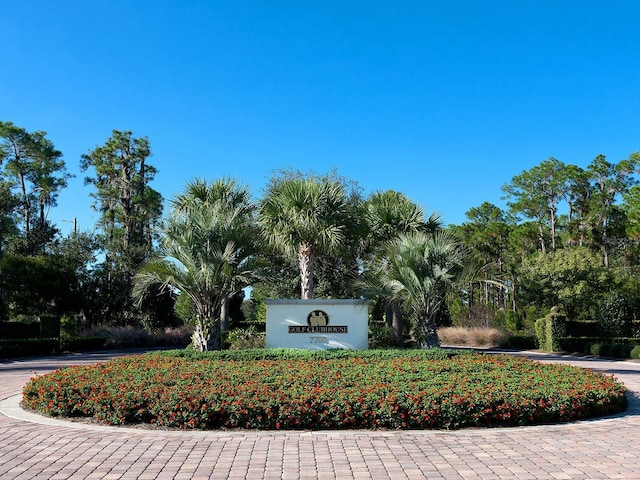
left=22, top=350, right=626, bottom=430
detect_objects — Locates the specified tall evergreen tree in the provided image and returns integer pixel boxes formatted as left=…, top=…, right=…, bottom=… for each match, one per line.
left=587, top=154, right=639, bottom=266
left=80, top=130, right=162, bottom=324
left=0, top=121, right=71, bottom=255
left=502, top=157, right=569, bottom=253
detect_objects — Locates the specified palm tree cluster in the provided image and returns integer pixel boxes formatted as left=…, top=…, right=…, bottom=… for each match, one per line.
left=133, top=171, right=467, bottom=350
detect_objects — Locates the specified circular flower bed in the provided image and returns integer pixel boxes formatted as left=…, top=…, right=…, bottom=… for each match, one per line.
left=22, top=350, right=627, bottom=430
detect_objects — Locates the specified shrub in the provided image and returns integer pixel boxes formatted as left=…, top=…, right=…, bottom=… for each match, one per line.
left=609, top=343, right=635, bottom=358
left=631, top=346, right=640, bottom=360
left=153, top=326, right=194, bottom=348
left=589, top=343, right=609, bottom=356
left=504, top=333, right=538, bottom=350
left=157, top=348, right=470, bottom=362
left=588, top=342, right=637, bottom=359
left=0, top=338, right=60, bottom=358
left=596, top=292, right=633, bottom=337
left=564, top=320, right=602, bottom=338
left=226, top=326, right=265, bottom=350
left=505, top=309, right=521, bottom=333
left=556, top=337, right=595, bottom=354
left=61, top=337, right=107, bottom=352
left=23, top=351, right=627, bottom=430
left=368, top=323, right=397, bottom=348
left=0, top=321, right=40, bottom=339
left=535, top=307, right=566, bottom=352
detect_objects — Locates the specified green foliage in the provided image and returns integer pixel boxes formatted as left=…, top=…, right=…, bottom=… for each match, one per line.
left=534, top=317, right=546, bottom=350
left=587, top=342, right=637, bottom=358
left=504, top=333, right=538, bottom=350
left=80, top=130, right=163, bottom=326
left=174, top=292, right=196, bottom=325
left=258, top=169, right=360, bottom=299
left=0, top=338, right=60, bottom=358
left=225, top=326, right=266, bottom=350
left=502, top=157, right=569, bottom=252
left=133, top=178, right=263, bottom=351
left=555, top=337, right=640, bottom=355
left=136, top=284, right=179, bottom=332
left=367, top=231, right=466, bottom=349
left=0, top=320, right=40, bottom=339
left=505, top=309, right=521, bottom=333
left=631, top=345, right=640, bottom=359
left=535, top=307, right=566, bottom=352
left=23, top=352, right=626, bottom=430
left=156, top=348, right=468, bottom=362
left=0, top=253, right=80, bottom=317
left=596, top=291, right=633, bottom=337
left=519, top=247, right=612, bottom=319
left=0, top=121, right=72, bottom=256
left=368, top=323, right=396, bottom=349
left=622, top=185, right=640, bottom=239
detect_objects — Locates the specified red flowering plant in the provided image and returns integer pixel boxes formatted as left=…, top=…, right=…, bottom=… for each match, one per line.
left=22, top=350, right=627, bottom=430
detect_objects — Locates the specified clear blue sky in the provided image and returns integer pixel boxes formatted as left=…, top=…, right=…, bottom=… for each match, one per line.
left=2, top=1, right=639, bottom=234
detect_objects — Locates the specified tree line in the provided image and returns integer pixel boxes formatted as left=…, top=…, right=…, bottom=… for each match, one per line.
left=0, top=122, right=168, bottom=331
left=2, top=120, right=639, bottom=350
left=451, top=154, right=640, bottom=336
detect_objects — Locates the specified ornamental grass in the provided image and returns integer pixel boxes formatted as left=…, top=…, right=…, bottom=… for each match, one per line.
left=22, top=350, right=626, bottom=430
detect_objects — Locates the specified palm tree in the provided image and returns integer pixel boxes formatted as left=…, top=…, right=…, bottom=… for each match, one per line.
left=170, top=177, right=257, bottom=330
left=363, top=190, right=442, bottom=345
left=364, top=190, right=441, bottom=243
left=258, top=173, right=349, bottom=299
left=372, top=230, right=466, bottom=349
left=132, top=178, right=261, bottom=351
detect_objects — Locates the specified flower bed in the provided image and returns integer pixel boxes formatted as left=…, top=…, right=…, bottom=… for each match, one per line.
left=22, top=350, right=627, bottom=430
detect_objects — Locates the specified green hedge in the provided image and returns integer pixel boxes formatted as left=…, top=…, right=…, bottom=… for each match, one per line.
left=535, top=308, right=566, bottom=352
left=0, top=338, right=60, bottom=358
left=0, top=322, right=40, bottom=339
left=556, top=336, right=640, bottom=355
left=504, top=334, right=538, bottom=350
left=61, top=337, right=107, bottom=352
left=564, top=320, right=602, bottom=337
left=153, top=347, right=473, bottom=362
left=587, top=342, right=639, bottom=358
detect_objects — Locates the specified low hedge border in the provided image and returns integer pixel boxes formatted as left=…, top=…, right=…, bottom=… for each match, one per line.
left=0, top=338, right=60, bottom=358
left=554, top=337, right=640, bottom=359
left=587, top=342, right=640, bottom=359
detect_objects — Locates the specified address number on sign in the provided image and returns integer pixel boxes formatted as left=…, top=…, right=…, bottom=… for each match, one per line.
left=310, top=336, right=329, bottom=344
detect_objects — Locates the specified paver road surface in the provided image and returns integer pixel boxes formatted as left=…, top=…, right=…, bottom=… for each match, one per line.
left=1, top=350, right=639, bottom=479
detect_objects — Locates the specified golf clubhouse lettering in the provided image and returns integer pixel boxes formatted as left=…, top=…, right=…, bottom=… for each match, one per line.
left=288, top=309, right=348, bottom=334
left=288, top=325, right=348, bottom=334
left=265, top=299, right=369, bottom=350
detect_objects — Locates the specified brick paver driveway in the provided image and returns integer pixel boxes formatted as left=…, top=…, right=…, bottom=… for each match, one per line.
left=1, top=349, right=639, bottom=479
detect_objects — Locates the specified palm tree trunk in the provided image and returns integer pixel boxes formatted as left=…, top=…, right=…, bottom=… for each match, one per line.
left=417, top=315, right=440, bottom=349
left=391, top=301, right=403, bottom=346
left=298, top=243, right=315, bottom=299
left=192, top=318, right=210, bottom=352
left=194, top=303, right=214, bottom=351
left=220, top=295, right=229, bottom=332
